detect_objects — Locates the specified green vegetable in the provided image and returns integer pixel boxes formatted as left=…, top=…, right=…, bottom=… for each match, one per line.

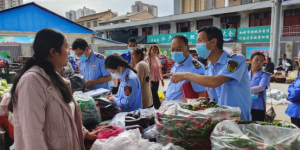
left=225, top=137, right=257, bottom=149
left=0, top=91, right=4, bottom=96
left=0, top=79, right=7, bottom=88
left=0, top=86, right=5, bottom=91
left=182, top=105, right=193, bottom=110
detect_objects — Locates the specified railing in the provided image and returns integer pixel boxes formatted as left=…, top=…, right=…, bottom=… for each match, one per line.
left=282, top=25, right=300, bottom=37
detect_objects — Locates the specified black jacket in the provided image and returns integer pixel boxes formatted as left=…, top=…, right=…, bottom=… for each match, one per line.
left=278, top=58, right=293, bottom=71
left=265, top=62, right=274, bottom=74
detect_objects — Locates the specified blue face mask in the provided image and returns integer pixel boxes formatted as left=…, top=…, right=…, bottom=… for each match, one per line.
left=78, top=51, right=88, bottom=61
left=196, top=42, right=212, bottom=59
left=128, top=47, right=133, bottom=51
left=171, top=52, right=185, bottom=63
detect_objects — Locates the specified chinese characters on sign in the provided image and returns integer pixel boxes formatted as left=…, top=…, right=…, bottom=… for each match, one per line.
left=237, top=26, right=271, bottom=43
left=147, top=29, right=236, bottom=44
left=246, top=47, right=270, bottom=59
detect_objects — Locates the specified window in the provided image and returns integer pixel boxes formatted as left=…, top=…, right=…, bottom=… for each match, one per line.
left=220, top=16, right=241, bottom=29
left=197, top=19, right=213, bottom=30
left=249, top=12, right=271, bottom=27
left=159, top=24, right=170, bottom=34
left=131, top=29, right=138, bottom=36
left=177, top=22, right=190, bottom=33
left=87, top=22, right=90, bottom=28
left=142, top=27, right=152, bottom=36
left=93, top=21, right=97, bottom=27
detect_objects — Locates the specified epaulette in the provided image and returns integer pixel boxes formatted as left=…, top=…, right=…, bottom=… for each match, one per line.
left=96, top=54, right=104, bottom=59
left=192, top=60, right=201, bottom=69
left=125, top=74, right=129, bottom=82
left=205, top=65, right=208, bottom=70
left=228, top=53, right=237, bottom=58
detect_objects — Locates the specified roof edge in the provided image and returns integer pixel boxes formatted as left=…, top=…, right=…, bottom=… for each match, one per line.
left=94, top=36, right=125, bottom=44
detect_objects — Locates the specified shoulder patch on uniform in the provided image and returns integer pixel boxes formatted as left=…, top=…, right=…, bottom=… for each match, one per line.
left=124, top=86, right=132, bottom=96
left=227, top=60, right=238, bottom=72
left=96, top=54, right=104, bottom=59
left=125, top=74, right=129, bottom=82
left=192, top=60, right=201, bottom=69
left=228, top=53, right=237, bottom=58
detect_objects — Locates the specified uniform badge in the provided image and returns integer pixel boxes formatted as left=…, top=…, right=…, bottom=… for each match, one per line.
left=125, top=74, right=129, bottom=82
left=228, top=54, right=236, bottom=58
left=205, top=65, right=208, bottom=70
left=92, top=65, right=96, bottom=67
left=124, top=86, right=132, bottom=96
left=96, top=54, right=104, bottom=59
left=192, top=60, right=201, bottom=69
left=227, top=60, right=238, bottom=72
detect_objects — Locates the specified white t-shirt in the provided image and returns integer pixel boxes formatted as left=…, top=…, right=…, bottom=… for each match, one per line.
left=69, top=101, right=75, bottom=119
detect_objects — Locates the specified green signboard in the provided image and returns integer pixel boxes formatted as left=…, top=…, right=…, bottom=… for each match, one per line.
left=237, top=26, right=271, bottom=43
left=222, top=29, right=236, bottom=37
left=0, top=51, right=10, bottom=61
left=147, top=29, right=236, bottom=44
left=160, top=48, right=171, bottom=59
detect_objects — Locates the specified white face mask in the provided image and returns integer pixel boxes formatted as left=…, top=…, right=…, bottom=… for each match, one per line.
left=111, top=67, right=122, bottom=79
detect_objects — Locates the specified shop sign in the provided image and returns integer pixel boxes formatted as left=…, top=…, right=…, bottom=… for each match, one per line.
left=0, top=36, right=35, bottom=43
left=237, top=26, right=271, bottom=43
left=246, top=47, right=269, bottom=59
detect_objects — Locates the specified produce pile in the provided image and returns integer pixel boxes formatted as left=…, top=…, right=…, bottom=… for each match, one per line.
left=287, top=76, right=297, bottom=80
left=155, top=101, right=241, bottom=150
left=211, top=120, right=300, bottom=150
left=0, top=79, right=12, bottom=98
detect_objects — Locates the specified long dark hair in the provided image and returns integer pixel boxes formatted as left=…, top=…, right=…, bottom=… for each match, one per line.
left=105, top=55, right=137, bottom=73
left=8, top=28, right=73, bottom=112
left=132, top=47, right=145, bottom=62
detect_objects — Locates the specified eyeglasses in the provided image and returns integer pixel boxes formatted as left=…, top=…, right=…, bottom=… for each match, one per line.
left=169, top=47, right=186, bottom=52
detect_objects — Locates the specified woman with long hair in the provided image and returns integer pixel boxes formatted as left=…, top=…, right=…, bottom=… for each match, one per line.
left=131, top=47, right=153, bottom=108
left=144, top=44, right=164, bottom=109
left=105, top=55, right=142, bottom=112
left=9, top=28, right=110, bottom=150
left=249, top=52, right=270, bottom=121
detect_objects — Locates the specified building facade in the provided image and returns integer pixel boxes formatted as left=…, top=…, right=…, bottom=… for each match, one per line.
left=131, top=1, right=158, bottom=17
left=0, top=0, right=23, bottom=10
left=76, top=10, right=116, bottom=28
left=76, top=7, right=96, bottom=20
left=65, top=10, right=77, bottom=22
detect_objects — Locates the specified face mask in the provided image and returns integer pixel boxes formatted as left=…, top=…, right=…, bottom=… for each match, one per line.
left=111, top=67, right=122, bottom=79
left=128, top=47, right=133, bottom=51
left=196, top=41, right=212, bottom=59
left=171, top=52, right=185, bottom=63
left=78, top=50, right=88, bottom=61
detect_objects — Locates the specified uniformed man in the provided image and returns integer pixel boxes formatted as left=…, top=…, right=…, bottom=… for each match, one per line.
left=165, top=26, right=251, bottom=121
left=72, top=38, right=112, bottom=90
left=165, top=35, right=206, bottom=101
left=121, top=38, right=138, bottom=67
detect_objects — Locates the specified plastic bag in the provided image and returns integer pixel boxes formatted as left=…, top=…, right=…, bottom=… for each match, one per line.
left=0, top=93, right=11, bottom=117
left=73, top=91, right=101, bottom=127
left=142, top=125, right=157, bottom=141
left=69, top=76, right=86, bottom=93
left=90, top=128, right=185, bottom=150
left=211, top=120, right=300, bottom=150
left=97, top=100, right=121, bottom=121
left=156, top=102, right=241, bottom=150
left=110, top=109, right=156, bottom=130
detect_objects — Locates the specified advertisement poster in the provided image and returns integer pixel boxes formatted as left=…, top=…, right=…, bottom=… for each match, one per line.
left=160, top=48, right=171, bottom=59
left=0, top=51, right=10, bottom=61
left=104, top=50, right=129, bottom=56
left=0, top=36, right=35, bottom=43
left=246, top=47, right=269, bottom=59
left=237, top=26, right=271, bottom=43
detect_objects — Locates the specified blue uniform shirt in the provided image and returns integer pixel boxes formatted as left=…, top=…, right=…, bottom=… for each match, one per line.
left=166, top=55, right=206, bottom=101
left=205, top=51, right=252, bottom=121
left=114, top=68, right=142, bottom=112
left=68, top=56, right=76, bottom=71
left=79, top=51, right=111, bottom=90
left=285, top=74, right=300, bottom=118
left=121, top=51, right=131, bottom=64
left=248, top=69, right=270, bottom=110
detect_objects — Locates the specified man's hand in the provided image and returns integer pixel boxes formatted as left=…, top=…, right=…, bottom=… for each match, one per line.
left=164, top=72, right=188, bottom=84
left=85, top=125, right=112, bottom=141
left=106, top=93, right=115, bottom=102
left=161, top=80, right=164, bottom=87
left=85, top=80, right=93, bottom=88
left=196, top=97, right=208, bottom=101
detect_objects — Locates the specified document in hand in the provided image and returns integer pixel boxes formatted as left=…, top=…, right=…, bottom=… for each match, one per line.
left=83, top=88, right=110, bottom=97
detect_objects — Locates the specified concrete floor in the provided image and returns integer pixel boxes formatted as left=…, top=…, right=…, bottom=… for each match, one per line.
left=159, top=78, right=291, bottom=122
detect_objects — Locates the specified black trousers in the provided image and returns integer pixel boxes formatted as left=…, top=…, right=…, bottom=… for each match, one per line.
left=251, top=109, right=265, bottom=122
left=291, top=117, right=300, bottom=128
left=151, top=81, right=161, bottom=109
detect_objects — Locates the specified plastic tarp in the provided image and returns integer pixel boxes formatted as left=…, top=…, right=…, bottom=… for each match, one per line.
left=211, top=120, right=300, bottom=150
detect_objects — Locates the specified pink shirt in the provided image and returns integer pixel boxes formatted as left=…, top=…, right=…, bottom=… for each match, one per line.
left=145, top=56, right=162, bottom=82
